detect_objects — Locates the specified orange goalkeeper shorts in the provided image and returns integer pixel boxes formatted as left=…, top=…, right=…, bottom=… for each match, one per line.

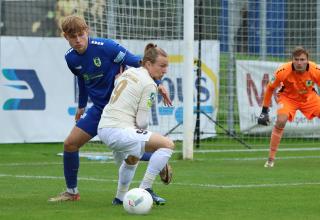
left=277, top=93, right=320, bottom=122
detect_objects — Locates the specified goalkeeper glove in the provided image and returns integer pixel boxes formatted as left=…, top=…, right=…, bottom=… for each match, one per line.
left=257, top=106, right=270, bottom=126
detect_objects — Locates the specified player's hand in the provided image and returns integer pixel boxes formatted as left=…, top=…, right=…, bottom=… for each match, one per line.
left=75, top=108, right=85, bottom=122
left=158, top=84, right=173, bottom=106
left=257, top=112, right=270, bottom=126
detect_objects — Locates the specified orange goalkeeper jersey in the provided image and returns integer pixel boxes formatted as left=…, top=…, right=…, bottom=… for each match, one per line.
left=263, top=61, right=320, bottom=107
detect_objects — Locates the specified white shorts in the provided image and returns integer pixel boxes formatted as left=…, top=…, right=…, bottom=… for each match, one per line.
left=98, top=127, right=152, bottom=165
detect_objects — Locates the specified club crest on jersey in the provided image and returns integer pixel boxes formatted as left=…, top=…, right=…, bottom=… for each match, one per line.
left=93, top=57, right=101, bottom=67
left=147, top=92, right=156, bottom=107
left=306, top=80, right=313, bottom=87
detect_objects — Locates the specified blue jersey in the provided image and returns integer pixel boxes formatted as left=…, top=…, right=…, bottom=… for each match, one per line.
left=65, top=37, right=141, bottom=110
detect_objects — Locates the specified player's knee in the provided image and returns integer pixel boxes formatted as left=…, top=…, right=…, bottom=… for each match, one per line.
left=63, top=139, right=79, bottom=152
left=166, top=138, right=175, bottom=150
left=125, top=155, right=139, bottom=165
left=275, top=115, right=288, bottom=128
left=275, top=120, right=286, bottom=128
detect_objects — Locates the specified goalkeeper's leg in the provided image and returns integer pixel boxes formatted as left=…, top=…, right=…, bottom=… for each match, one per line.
left=265, top=114, right=287, bottom=167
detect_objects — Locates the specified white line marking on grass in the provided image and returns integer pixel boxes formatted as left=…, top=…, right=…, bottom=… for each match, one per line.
left=207, top=155, right=320, bottom=161
left=188, top=147, right=320, bottom=153
left=0, top=173, right=320, bottom=189
left=172, top=182, right=320, bottom=189
left=0, top=155, right=319, bottom=167
left=0, top=161, right=115, bottom=167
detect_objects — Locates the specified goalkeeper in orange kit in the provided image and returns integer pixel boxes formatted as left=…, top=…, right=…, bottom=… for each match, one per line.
left=258, top=46, right=320, bottom=167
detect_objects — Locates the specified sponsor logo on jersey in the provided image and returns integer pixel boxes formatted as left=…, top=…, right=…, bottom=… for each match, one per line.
left=93, top=57, right=101, bottom=67
left=82, top=73, right=104, bottom=82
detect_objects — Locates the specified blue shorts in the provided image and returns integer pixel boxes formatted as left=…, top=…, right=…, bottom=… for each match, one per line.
left=76, top=105, right=103, bottom=137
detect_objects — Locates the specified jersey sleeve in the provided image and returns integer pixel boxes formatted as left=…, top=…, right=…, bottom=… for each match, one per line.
left=262, top=66, right=284, bottom=107
left=138, top=84, right=157, bottom=111
left=103, top=39, right=141, bottom=67
left=312, top=64, right=320, bottom=86
left=122, top=50, right=141, bottom=67
left=136, top=84, right=157, bottom=129
left=77, top=76, right=88, bottom=109
left=65, top=56, right=77, bottom=75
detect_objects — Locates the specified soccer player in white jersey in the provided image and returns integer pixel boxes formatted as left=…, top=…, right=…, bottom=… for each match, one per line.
left=98, top=43, right=174, bottom=205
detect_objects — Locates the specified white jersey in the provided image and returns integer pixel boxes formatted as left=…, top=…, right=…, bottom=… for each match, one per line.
left=98, top=67, right=157, bottom=129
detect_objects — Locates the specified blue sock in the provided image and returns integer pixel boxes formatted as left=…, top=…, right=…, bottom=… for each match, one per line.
left=140, top=152, right=153, bottom=161
left=63, top=151, right=79, bottom=189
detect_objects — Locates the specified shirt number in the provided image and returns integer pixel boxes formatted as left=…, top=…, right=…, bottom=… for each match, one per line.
left=109, top=80, right=128, bottom=104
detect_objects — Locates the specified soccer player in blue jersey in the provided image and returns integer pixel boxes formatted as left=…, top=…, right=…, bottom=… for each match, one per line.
left=49, top=15, right=172, bottom=202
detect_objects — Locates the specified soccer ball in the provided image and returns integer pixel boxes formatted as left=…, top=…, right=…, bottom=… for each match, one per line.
left=123, top=188, right=153, bottom=215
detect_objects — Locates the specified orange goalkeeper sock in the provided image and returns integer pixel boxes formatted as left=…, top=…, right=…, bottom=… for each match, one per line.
left=268, top=126, right=284, bottom=160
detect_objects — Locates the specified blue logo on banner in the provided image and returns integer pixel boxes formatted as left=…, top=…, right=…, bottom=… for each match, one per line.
left=2, top=69, right=46, bottom=110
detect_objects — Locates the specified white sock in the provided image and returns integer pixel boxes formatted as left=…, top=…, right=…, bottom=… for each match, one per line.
left=140, top=148, right=173, bottom=189
left=116, top=161, right=138, bottom=201
left=139, top=171, right=156, bottom=189
left=67, top=187, right=79, bottom=194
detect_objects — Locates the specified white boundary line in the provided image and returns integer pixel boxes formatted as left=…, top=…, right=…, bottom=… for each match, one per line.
left=0, top=155, right=320, bottom=167
left=0, top=173, right=319, bottom=189
left=59, top=147, right=320, bottom=158
left=199, top=155, right=320, bottom=161
left=183, top=147, right=320, bottom=153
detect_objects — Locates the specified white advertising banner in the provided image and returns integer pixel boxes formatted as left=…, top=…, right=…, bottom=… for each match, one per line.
left=236, top=60, right=320, bottom=135
left=0, top=37, right=219, bottom=143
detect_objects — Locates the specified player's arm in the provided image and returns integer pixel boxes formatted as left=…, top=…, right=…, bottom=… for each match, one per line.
left=65, top=59, right=88, bottom=122
left=258, top=73, right=281, bottom=126
left=313, top=63, right=320, bottom=89
left=75, top=76, right=88, bottom=122
left=158, top=83, right=172, bottom=106
left=136, top=84, right=157, bottom=129
left=104, top=39, right=141, bottom=67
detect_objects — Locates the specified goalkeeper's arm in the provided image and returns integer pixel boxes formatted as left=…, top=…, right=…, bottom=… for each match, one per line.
left=257, top=84, right=274, bottom=126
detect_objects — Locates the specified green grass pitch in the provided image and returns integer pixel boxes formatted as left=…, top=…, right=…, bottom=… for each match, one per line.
left=0, top=142, right=320, bottom=220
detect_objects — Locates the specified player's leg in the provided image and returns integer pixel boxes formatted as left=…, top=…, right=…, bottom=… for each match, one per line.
left=98, top=127, right=142, bottom=205
left=48, top=126, right=92, bottom=202
left=265, top=96, right=296, bottom=167
left=265, top=114, right=287, bottom=167
left=112, top=155, right=140, bottom=205
left=140, top=152, right=173, bottom=185
left=139, top=132, right=174, bottom=205
left=49, top=106, right=101, bottom=202
left=64, top=127, right=92, bottom=192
